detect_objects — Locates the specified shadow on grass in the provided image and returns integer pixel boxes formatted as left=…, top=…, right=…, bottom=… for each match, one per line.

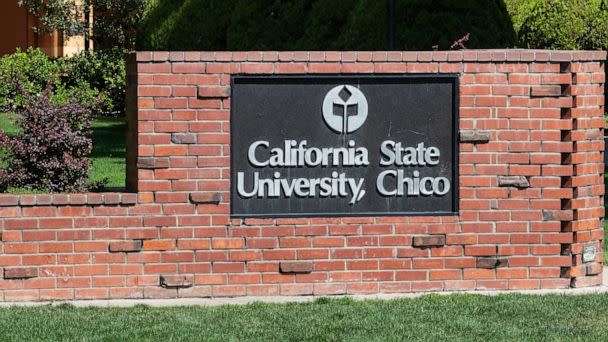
left=91, top=117, right=127, bottom=159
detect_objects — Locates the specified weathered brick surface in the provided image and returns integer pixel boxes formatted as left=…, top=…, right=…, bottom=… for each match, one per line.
left=459, top=130, right=491, bottom=143
left=189, top=192, right=222, bottom=204
left=280, top=261, right=313, bottom=274
left=412, top=235, right=446, bottom=248
left=530, top=85, right=562, bottom=97
left=0, top=49, right=603, bottom=301
left=160, top=275, right=194, bottom=288
left=171, top=133, right=197, bottom=144
left=4, top=268, right=38, bottom=280
left=498, top=176, right=531, bottom=189
left=476, top=257, right=509, bottom=269
left=109, top=240, right=143, bottom=253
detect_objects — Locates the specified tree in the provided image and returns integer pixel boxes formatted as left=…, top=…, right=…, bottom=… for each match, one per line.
left=18, top=0, right=147, bottom=50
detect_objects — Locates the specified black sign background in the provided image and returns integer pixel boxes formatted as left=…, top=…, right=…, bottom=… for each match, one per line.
left=230, top=75, right=459, bottom=218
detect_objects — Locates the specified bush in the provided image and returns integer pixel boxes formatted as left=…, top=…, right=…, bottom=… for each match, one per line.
left=137, top=0, right=517, bottom=50
left=61, top=49, right=126, bottom=116
left=0, top=48, right=126, bottom=117
left=0, top=48, right=61, bottom=111
left=508, top=0, right=608, bottom=50
left=0, top=85, right=93, bottom=193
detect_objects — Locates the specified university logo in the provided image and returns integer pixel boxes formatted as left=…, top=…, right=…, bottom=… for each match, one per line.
left=322, top=85, right=368, bottom=134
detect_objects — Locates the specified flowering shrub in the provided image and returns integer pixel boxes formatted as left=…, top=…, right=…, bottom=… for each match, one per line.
left=0, top=85, right=93, bottom=192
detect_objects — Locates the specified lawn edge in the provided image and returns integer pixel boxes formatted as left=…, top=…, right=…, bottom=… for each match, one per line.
left=0, top=267, right=605, bottom=308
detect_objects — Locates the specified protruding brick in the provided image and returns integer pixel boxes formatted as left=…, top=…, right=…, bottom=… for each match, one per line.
left=109, top=240, right=143, bottom=253
left=36, top=195, right=52, bottom=205
left=189, top=192, right=222, bottom=204
left=476, top=257, right=508, bottom=269
left=137, top=157, right=170, bottom=169
left=279, top=261, right=313, bottom=274
left=159, top=275, right=193, bottom=289
left=103, top=193, right=121, bottom=205
left=121, top=193, right=138, bottom=205
left=530, top=85, right=562, bottom=97
left=87, top=194, right=103, bottom=205
left=19, top=195, right=36, bottom=206
left=542, top=210, right=573, bottom=221
left=412, top=235, right=446, bottom=248
left=0, top=195, right=18, bottom=207
left=459, top=130, right=490, bottom=143
left=498, top=176, right=530, bottom=189
left=171, top=133, right=197, bottom=144
left=4, top=267, right=38, bottom=280
left=51, top=194, right=70, bottom=206
left=585, top=263, right=603, bottom=276
left=571, top=275, right=602, bottom=288
left=198, top=86, right=230, bottom=99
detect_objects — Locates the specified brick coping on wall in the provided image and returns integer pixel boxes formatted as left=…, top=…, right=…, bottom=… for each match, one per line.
left=0, top=193, right=138, bottom=207
left=134, top=49, right=607, bottom=63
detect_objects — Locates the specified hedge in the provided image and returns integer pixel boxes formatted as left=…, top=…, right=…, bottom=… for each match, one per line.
left=136, top=0, right=518, bottom=51
left=508, top=0, right=608, bottom=50
left=136, top=0, right=608, bottom=51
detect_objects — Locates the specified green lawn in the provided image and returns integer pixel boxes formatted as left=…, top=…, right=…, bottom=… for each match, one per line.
left=0, top=295, right=607, bottom=341
left=89, top=117, right=127, bottom=189
left=0, top=113, right=126, bottom=191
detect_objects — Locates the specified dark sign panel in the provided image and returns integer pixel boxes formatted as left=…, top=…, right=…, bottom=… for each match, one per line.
left=230, top=75, right=459, bottom=218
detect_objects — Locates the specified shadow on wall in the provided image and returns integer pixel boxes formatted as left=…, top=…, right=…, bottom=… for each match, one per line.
left=136, top=0, right=517, bottom=51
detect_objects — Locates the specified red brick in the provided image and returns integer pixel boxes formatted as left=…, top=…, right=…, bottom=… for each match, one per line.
left=4, top=267, right=38, bottom=279
left=143, top=240, right=175, bottom=251
left=160, top=275, right=193, bottom=288
left=211, top=238, right=244, bottom=249
left=109, top=240, right=143, bottom=253
left=279, top=261, right=313, bottom=274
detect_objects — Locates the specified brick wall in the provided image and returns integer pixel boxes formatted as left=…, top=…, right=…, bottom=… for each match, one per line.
left=0, top=50, right=604, bottom=301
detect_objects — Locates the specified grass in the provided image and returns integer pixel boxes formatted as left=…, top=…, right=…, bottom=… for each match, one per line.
left=0, top=113, right=126, bottom=191
left=0, top=295, right=607, bottom=341
left=89, top=117, right=127, bottom=189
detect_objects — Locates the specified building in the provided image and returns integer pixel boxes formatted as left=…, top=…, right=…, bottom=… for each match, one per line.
left=0, top=1, right=88, bottom=57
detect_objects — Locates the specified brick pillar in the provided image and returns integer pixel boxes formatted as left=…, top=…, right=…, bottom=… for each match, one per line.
left=568, top=61, right=605, bottom=287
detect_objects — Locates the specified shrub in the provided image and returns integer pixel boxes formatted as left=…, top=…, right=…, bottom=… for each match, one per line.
left=0, top=85, right=93, bottom=193
left=0, top=48, right=61, bottom=111
left=61, top=49, right=126, bottom=116
left=137, top=0, right=517, bottom=50
left=0, top=48, right=126, bottom=117
left=509, top=0, right=608, bottom=50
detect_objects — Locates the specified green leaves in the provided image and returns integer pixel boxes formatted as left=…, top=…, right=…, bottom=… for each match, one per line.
left=514, top=0, right=608, bottom=50
left=137, top=0, right=518, bottom=51
left=19, top=0, right=146, bottom=50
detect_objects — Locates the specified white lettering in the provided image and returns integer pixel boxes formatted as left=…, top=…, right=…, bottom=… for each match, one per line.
left=379, top=140, right=442, bottom=166
left=248, top=141, right=269, bottom=167
left=376, top=170, right=451, bottom=197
